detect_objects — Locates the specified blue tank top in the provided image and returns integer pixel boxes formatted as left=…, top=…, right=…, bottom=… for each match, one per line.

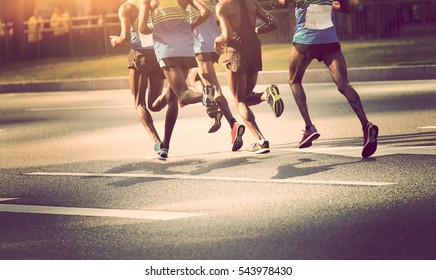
left=293, top=0, right=339, bottom=44
left=128, top=0, right=154, bottom=50
left=188, top=0, right=219, bottom=54
left=150, top=0, right=195, bottom=61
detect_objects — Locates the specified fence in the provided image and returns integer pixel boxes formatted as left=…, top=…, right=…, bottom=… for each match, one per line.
left=1, top=0, right=435, bottom=63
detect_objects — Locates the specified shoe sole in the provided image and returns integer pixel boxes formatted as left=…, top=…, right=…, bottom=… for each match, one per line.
left=249, top=148, right=270, bottom=154
left=267, top=85, right=284, bottom=118
left=208, top=111, right=222, bottom=133
left=362, top=125, right=378, bottom=158
left=231, top=124, right=245, bottom=151
left=299, top=132, right=320, bottom=149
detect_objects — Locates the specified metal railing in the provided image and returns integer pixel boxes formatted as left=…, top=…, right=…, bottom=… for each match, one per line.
left=1, top=0, right=435, bottom=63
left=336, top=0, right=436, bottom=40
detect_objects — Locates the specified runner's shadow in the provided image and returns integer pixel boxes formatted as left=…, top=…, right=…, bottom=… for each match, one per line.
left=273, top=157, right=363, bottom=180
left=105, top=156, right=258, bottom=187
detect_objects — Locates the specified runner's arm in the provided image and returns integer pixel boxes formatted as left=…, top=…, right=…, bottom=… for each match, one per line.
left=213, top=3, right=232, bottom=54
left=187, top=0, right=211, bottom=30
left=138, top=0, right=154, bottom=34
left=110, top=3, right=135, bottom=47
left=255, top=1, right=279, bottom=34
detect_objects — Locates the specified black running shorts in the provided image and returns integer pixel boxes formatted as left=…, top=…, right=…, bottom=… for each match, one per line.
left=294, top=42, right=341, bottom=62
left=128, top=49, right=164, bottom=79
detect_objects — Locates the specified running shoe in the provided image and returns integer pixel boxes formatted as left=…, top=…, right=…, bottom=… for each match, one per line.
left=231, top=122, right=245, bottom=151
left=299, top=125, right=320, bottom=148
left=266, top=85, right=284, bottom=118
left=154, top=141, right=161, bottom=152
left=157, top=148, right=168, bottom=161
left=202, top=85, right=219, bottom=118
left=362, top=122, right=378, bottom=158
left=154, top=141, right=168, bottom=160
left=248, top=140, right=270, bottom=154
left=208, top=111, right=222, bottom=133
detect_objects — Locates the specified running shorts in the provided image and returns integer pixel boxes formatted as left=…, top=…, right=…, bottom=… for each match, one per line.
left=158, top=56, right=198, bottom=70
left=294, top=42, right=341, bottom=62
left=195, top=52, right=220, bottom=64
left=128, top=49, right=165, bottom=79
left=224, top=50, right=262, bottom=74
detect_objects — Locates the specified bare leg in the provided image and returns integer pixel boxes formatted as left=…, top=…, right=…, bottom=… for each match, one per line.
left=228, top=69, right=265, bottom=141
left=288, top=46, right=314, bottom=128
left=187, top=67, right=205, bottom=92
left=147, top=74, right=167, bottom=112
left=162, top=66, right=202, bottom=105
left=129, top=69, right=161, bottom=143
left=161, top=88, right=178, bottom=150
left=197, top=60, right=235, bottom=127
left=324, top=51, right=369, bottom=127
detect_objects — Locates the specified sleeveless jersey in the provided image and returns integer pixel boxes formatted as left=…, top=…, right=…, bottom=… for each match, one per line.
left=188, top=0, right=219, bottom=54
left=150, top=0, right=195, bottom=61
left=127, top=0, right=154, bottom=50
left=293, top=0, right=339, bottom=44
left=227, top=0, right=261, bottom=64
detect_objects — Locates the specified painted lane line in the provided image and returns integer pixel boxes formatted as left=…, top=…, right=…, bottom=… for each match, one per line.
left=417, top=126, right=436, bottom=129
left=279, top=145, right=436, bottom=158
left=0, top=201, right=204, bottom=220
left=27, top=172, right=395, bottom=186
left=0, top=198, right=20, bottom=202
left=25, top=105, right=131, bottom=112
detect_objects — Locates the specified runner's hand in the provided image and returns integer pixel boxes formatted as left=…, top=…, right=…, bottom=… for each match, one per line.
left=110, top=35, right=121, bottom=48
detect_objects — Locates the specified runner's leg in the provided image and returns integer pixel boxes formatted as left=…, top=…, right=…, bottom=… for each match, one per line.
left=196, top=60, right=235, bottom=127
left=163, top=66, right=202, bottom=105
left=289, top=46, right=314, bottom=128
left=324, top=51, right=369, bottom=127
left=130, top=69, right=161, bottom=143
left=228, top=69, right=265, bottom=141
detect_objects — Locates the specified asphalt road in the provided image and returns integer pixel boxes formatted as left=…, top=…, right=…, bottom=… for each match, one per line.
left=0, top=80, right=435, bottom=260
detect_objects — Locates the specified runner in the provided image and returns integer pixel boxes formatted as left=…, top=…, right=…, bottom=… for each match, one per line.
left=187, top=0, right=245, bottom=151
left=138, top=0, right=220, bottom=128
left=214, top=0, right=284, bottom=154
left=110, top=0, right=178, bottom=161
left=278, top=0, right=378, bottom=158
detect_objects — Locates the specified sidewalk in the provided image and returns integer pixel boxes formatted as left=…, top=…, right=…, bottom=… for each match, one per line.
left=1, top=65, right=435, bottom=93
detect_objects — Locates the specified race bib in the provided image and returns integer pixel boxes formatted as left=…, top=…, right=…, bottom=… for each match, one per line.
left=305, top=4, right=333, bottom=30
left=139, top=32, right=154, bottom=48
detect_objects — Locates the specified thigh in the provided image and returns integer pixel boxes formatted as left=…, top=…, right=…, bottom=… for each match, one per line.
left=227, top=69, right=248, bottom=103
left=246, top=71, right=258, bottom=95
left=289, top=46, right=312, bottom=83
left=163, top=66, right=190, bottom=98
left=323, top=50, right=349, bottom=86
left=147, top=75, right=165, bottom=105
left=130, top=69, right=149, bottom=105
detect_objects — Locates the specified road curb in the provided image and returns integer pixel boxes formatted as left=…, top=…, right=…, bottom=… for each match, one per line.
left=1, top=65, right=435, bottom=93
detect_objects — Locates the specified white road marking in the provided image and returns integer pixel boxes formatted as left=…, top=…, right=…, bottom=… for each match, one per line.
left=25, top=105, right=131, bottom=112
left=0, top=198, right=20, bottom=202
left=27, top=172, right=395, bottom=186
left=417, top=126, right=436, bottom=129
left=0, top=198, right=204, bottom=220
left=281, top=145, right=436, bottom=158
